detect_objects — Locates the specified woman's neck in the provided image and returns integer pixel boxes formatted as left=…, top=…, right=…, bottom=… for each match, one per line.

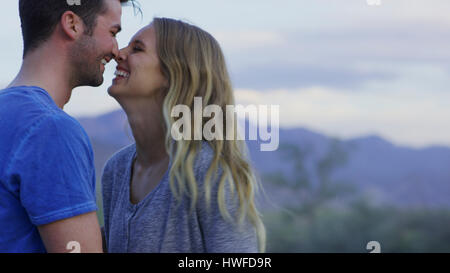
left=121, top=97, right=168, bottom=167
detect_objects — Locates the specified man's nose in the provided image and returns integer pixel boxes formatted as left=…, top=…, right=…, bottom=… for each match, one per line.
left=111, top=39, right=120, bottom=60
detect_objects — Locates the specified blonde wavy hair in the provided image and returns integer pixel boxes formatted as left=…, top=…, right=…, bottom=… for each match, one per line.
left=152, top=17, right=266, bottom=252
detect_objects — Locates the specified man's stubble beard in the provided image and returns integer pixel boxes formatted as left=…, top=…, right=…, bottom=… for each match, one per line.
left=69, top=34, right=104, bottom=88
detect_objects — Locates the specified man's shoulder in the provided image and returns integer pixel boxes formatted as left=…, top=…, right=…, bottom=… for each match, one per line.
left=40, top=112, right=89, bottom=140
left=13, top=113, right=93, bottom=161
left=0, top=86, right=53, bottom=107
left=0, top=86, right=80, bottom=129
left=0, top=86, right=90, bottom=145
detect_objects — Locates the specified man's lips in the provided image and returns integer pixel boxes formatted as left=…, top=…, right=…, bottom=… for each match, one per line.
left=101, top=55, right=114, bottom=67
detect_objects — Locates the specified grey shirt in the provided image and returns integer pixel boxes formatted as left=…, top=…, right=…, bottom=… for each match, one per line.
left=101, top=142, right=258, bottom=253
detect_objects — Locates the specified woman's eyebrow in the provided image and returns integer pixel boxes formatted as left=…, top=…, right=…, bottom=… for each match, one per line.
left=132, top=39, right=146, bottom=48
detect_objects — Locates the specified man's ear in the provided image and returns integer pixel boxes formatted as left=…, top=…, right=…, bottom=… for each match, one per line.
left=60, top=11, right=84, bottom=40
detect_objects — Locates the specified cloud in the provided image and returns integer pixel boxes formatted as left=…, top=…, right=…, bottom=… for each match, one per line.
left=213, top=30, right=286, bottom=50
left=218, top=21, right=450, bottom=91
left=234, top=66, right=450, bottom=149
left=230, top=63, right=395, bottom=90
left=3, top=0, right=450, bottom=149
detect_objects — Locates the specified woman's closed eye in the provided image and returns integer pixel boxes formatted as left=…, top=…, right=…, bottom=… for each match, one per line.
left=130, top=39, right=146, bottom=53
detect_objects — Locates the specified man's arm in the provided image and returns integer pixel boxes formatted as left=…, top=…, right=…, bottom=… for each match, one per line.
left=38, top=211, right=103, bottom=253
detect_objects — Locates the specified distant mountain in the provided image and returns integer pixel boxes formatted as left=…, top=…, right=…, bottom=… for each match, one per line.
left=77, top=110, right=450, bottom=209
left=78, top=110, right=132, bottom=147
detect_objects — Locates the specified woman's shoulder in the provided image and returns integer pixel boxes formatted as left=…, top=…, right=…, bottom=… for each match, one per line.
left=194, top=141, right=215, bottom=167
left=192, top=141, right=227, bottom=192
left=193, top=141, right=223, bottom=178
left=103, top=143, right=136, bottom=175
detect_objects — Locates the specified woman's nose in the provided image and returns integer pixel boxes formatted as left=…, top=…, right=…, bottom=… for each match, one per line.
left=115, top=48, right=128, bottom=63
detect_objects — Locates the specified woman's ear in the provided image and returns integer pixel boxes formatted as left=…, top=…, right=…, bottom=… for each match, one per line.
left=60, top=11, right=84, bottom=40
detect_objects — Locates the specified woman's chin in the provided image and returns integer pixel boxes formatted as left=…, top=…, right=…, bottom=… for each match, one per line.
left=107, top=84, right=124, bottom=97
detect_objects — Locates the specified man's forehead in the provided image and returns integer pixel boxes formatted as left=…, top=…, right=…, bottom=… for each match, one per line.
left=101, top=0, right=122, bottom=24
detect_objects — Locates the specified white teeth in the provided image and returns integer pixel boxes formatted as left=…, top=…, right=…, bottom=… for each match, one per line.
left=101, top=59, right=108, bottom=65
left=114, top=70, right=130, bottom=78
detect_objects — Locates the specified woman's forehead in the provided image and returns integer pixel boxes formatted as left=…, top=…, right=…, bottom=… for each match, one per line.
left=130, top=24, right=155, bottom=44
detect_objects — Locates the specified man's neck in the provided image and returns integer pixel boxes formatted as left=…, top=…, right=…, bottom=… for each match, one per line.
left=8, top=47, right=73, bottom=109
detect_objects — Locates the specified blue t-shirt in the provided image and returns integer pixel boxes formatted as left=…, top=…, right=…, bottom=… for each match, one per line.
left=0, top=86, right=97, bottom=253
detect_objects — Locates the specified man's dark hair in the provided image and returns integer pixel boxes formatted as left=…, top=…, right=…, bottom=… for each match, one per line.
left=18, top=0, right=139, bottom=58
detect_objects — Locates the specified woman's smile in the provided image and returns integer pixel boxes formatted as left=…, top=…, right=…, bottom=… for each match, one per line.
left=112, top=67, right=130, bottom=85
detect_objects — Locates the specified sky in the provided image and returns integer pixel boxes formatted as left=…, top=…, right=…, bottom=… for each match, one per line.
left=1, top=0, right=450, bottom=148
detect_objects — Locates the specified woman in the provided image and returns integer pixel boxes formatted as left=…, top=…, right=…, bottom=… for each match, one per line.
left=101, top=17, right=265, bottom=253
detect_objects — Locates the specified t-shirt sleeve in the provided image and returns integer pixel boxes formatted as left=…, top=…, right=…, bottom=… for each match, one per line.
left=194, top=143, right=259, bottom=253
left=10, top=114, right=97, bottom=226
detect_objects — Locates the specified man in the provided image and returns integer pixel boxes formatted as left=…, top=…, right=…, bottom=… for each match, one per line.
left=0, top=0, right=135, bottom=252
